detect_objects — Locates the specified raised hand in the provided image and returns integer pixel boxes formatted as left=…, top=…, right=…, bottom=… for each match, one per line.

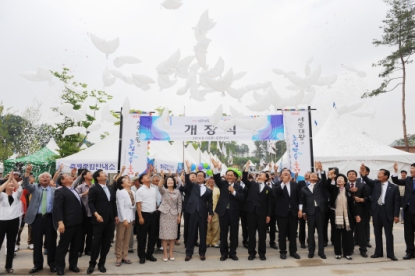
left=360, top=163, right=366, bottom=176
left=71, top=167, right=77, bottom=176
left=59, top=163, right=64, bottom=170
left=393, top=162, right=398, bottom=173
left=211, top=158, right=219, bottom=168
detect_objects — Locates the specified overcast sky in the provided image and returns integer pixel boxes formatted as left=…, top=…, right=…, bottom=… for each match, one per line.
left=0, top=0, right=414, bottom=149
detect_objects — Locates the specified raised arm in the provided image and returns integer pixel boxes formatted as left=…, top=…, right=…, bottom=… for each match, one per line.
left=0, top=173, right=12, bottom=193
left=22, top=163, right=35, bottom=193
left=158, top=170, right=165, bottom=194
left=242, top=160, right=254, bottom=188
left=53, top=164, right=64, bottom=183
left=391, top=162, right=406, bottom=186
left=211, top=158, right=224, bottom=188
left=360, top=163, right=375, bottom=188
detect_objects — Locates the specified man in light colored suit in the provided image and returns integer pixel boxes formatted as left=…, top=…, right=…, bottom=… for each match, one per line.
left=22, top=163, right=57, bottom=274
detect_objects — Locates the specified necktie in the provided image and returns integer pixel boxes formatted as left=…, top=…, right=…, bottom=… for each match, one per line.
left=70, top=188, right=81, bottom=205
left=350, top=182, right=355, bottom=197
left=41, top=188, right=47, bottom=215
left=102, top=185, right=110, bottom=201
left=378, top=183, right=385, bottom=205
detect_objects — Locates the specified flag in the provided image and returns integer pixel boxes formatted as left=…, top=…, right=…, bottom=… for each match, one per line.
left=218, top=141, right=222, bottom=153
left=222, top=142, right=227, bottom=158
left=267, top=141, right=275, bottom=154
left=260, top=157, right=266, bottom=167
left=207, top=141, right=211, bottom=153
left=228, top=152, right=233, bottom=165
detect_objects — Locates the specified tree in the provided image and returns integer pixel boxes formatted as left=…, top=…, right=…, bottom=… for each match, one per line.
left=0, top=103, right=14, bottom=162
left=362, top=0, right=415, bottom=151
left=51, top=68, right=114, bottom=157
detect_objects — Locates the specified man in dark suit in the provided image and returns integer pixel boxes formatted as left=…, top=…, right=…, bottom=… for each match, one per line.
left=391, top=162, right=415, bottom=259
left=300, top=162, right=328, bottom=259
left=297, top=171, right=310, bottom=249
left=266, top=171, right=278, bottom=250
left=179, top=172, right=198, bottom=247
left=242, top=161, right=272, bottom=261
left=360, top=166, right=373, bottom=248
left=184, top=161, right=213, bottom=261
left=360, top=164, right=400, bottom=261
left=346, top=170, right=369, bottom=257
left=53, top=174, right=84, bottom=275
left=211, top=159, right=244, bottom=261
left=87, top=170, right=118, bottom=274
left=274, top=169, right=302, bottom=259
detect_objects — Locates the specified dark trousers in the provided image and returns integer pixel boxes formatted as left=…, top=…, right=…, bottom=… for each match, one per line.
left=79, top=216, right=93, bottom=254
left=323, top=209, right=333, bottom=244
left=240, top=211, right=248, bottom=244
left=136, top=212, right=157, bottom=259
left=306, top=210, right=325, bottom=255
left=299, top=217, right=306, bottom=245
left=177, top=211, right=183, bottom=240
left=332, top=227, right=353, bottom=256
left=267, top=215, right=277, bottom=245
left=373, top=205, right=395, bottom=257
left=31, top=214, right=57, bottom=268
left=0, top=218, right=19, bottom=269
left=351, top=215, right=367, bottom=253
left=403, top=208, right=415, bottom=255
left=277, top=213, right=298, bottom=254
left=247, top=212, right=266, bottom=256
left=365, top=208, right=371, bottom=242
left=183, top=211, right=198, bottom=245
left=186, top=210, right=207, bottom=256
left=15, top=215, right=25, bottom=246
left=56, top=223, right=83, bottom=271
left=155, top=211, right=161, bottom=248
left=89, top=221, right=113, bottom=267
left=219, top=210, right=239, bottom=256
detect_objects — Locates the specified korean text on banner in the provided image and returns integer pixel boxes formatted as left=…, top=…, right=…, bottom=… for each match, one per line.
left=120, top=113, right=148, bottom=177
left=138, top=115, right=284, bottom=141
left=283, top=110, right=311, bottom=177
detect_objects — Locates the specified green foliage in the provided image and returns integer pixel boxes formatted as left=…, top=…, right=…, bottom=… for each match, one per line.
left=393, top=134, right=415, bottom=145
left=51, top=68, right=115, bottom=157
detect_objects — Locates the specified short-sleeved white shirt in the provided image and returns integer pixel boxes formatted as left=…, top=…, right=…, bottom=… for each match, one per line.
left=136, top=184, right=157, bottom=212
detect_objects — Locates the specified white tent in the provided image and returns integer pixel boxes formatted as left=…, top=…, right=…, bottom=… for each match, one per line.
left=278, top=111, right=415, bottom=175
left=45, top=138, right=60, bottom=154
left=56, top=130, right=120, bottom=173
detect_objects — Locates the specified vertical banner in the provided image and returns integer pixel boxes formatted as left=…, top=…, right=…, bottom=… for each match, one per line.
left=120, top=113, right=148, bottom=177
left=283, top=110, right=311, bottom=178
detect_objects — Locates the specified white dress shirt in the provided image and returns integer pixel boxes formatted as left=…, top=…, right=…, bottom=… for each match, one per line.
left=99, top=184, right=110, bottom=201
left=200, top=184, right=206, bottom=196
left=136, top=184, right=157, bottom=213
left=0, top=186, right=23, bottom=220
left=379, top=181, right=388, bottom=204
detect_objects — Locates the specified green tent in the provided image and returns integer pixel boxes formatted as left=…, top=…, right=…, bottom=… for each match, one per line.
left=3, top=146, right=57, bottom=179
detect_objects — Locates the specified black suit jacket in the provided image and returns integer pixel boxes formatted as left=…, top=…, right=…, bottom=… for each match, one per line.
left=184, top=174, right=213, bottom=217
left=391, top=175, right=415, bottom=215
left=213, top=173, right=244, bottom=220
left=326, top=179, right=357, bottom=220
left=363, top=176, right=400, bottom=222
left=88, top=184, right=118, bottom=225
left=345, top=180, right=368, bottom=217
left=300, top=178, right=328, bottom=215
left=53, top=186, right=84, bottom=230
left=274, top=181, right=301, bottom=217
left=242, top=171, right=272, bottom=217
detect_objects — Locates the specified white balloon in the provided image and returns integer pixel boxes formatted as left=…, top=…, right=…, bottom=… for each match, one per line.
left=199, top=57, right=224, bottom=78
left=203, top=68, right=233, bottom=92
left=253, top=91, right=264, bottom=102
left=229, top=106, right=243, bottom=118
left=194, top=38, right=211, bottom=54
left=113, top=56, right=141, bottom=68
left=60, top=103, right=73, bottom=114
left=246, top=91, right=270, bottom=112
left=63, top=127, right=86, bottom=137
left=306, top=57, right=314, bottom=64
left=110, top=69, right=125, bottom=79
left=165, top=49, right=181, bottom=70
left=35, top=67, right=53, bottom=81
left=304, top=65, right=321, bottom=87
left=101, top=105, right=119, bottom=123
left=132, top=74, right=155, bottom=84
left=157, top=76, right=177, bottom=90
left=209, top=104, right=223, bottom=125
left=161, top=0, right=182, bottom=9
left=20, top=71, right=44, bottom=82
left=65, top=110, right=85, bottom=122
left=123, top=76, right=133, bottom=85
left=87, top=122, right=101, bottom=132
left=343, top=64, right=366, bottom=78
left=226, top=87, right=248, bottom=100
left=122, top=97, right=130, bottom=117
left=189, top=83, right=206, bottom=101
left=102, top=67, right=116, bottom=87
left=216, top=119, right=235, bottom=131
left=90, top=34, right=119, bottom=59
left=161, top=107, right=171, bottom=129
left=194, top=10, right=216, bottom=34
left=175, top=56, right=194, bottom=78
left=232, top=71, right=247, bottom=81
left=176, top=86, right=188, bottom=95
left=189, top=63, right=201, bottom=73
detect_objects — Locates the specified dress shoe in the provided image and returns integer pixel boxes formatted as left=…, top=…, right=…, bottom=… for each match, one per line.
left=290, top=253, right=301, bottom=259
left=345, top=256, right=353, bottom=260
left=57, top=270, right=65, bottom=275
left=259, top=255, right=266, bottom=261
left=318, top=253, right=326, bottom=259
left=300, top=244, right=306, bottom=249
left=69, top=266, right=80, bottom=273
left=185, top=256, right=192, bottom=261
left=220, top=255, right=228, bottom=261
left=389, top=256, right=398, bottom=261
left=270, top=244, right=278, bottom=250
left=98, top=265, right=106, bottom=273
left=146, top=255, right=157, bottom=262
left=87, top=266, right=94, bottom=274
left=360, top=252, right=368, bottom=258
left=248, top=254, right=255, bottom=260
left=280, top=253, right=287, bottom=259
left=403, top=254, right=415, bottom=260
left=366, top=242, right=372, bottom=248
left=50, top=267, right=57, bottom=272
left=371, top=254, right=383, bottom=258
left=139, top=258, right=146, bottom=264
left=200, top=255, right=206, bottom=261
left=29, top=267, right=43, bottom=274
left=308, top=253, right=314, bottom=258
left=78, top=252, right=83, bottom=257
left=229, top=255, right=238, bottom=261
left=128, top=249, right=134, bottom=253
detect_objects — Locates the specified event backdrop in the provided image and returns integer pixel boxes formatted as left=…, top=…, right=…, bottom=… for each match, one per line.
left=283, top=110, right=311, bottom=178
left=138, top=115, right=285, bottom=141
left=120, top=113, right=149, bottom=177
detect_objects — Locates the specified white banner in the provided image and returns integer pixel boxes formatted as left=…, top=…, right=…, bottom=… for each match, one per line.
left=283, top=110, right=311, bottom=178
left=120, top=113, right=148, bottom=177
left=138, top=115, right=285, bottom=141
left=154, top=159, right=178, bottom=173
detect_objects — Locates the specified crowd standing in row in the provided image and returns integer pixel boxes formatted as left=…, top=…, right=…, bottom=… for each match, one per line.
left=0, top=160, right=414, bottom=274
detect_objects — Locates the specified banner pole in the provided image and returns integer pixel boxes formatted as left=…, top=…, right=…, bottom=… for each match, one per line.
left=117, top=109, right=123, bottom=173
left=308, top=106, right=315, bottom=173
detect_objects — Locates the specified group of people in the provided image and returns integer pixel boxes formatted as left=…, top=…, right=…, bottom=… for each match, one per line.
left=0, top=159, right=414, bottom=274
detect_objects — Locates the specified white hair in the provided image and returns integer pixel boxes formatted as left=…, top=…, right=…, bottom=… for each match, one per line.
left=38, top=172, right=51, bottom=179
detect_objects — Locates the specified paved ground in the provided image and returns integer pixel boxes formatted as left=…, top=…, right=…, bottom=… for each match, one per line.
left=4, top=222, right=415, bottom=275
